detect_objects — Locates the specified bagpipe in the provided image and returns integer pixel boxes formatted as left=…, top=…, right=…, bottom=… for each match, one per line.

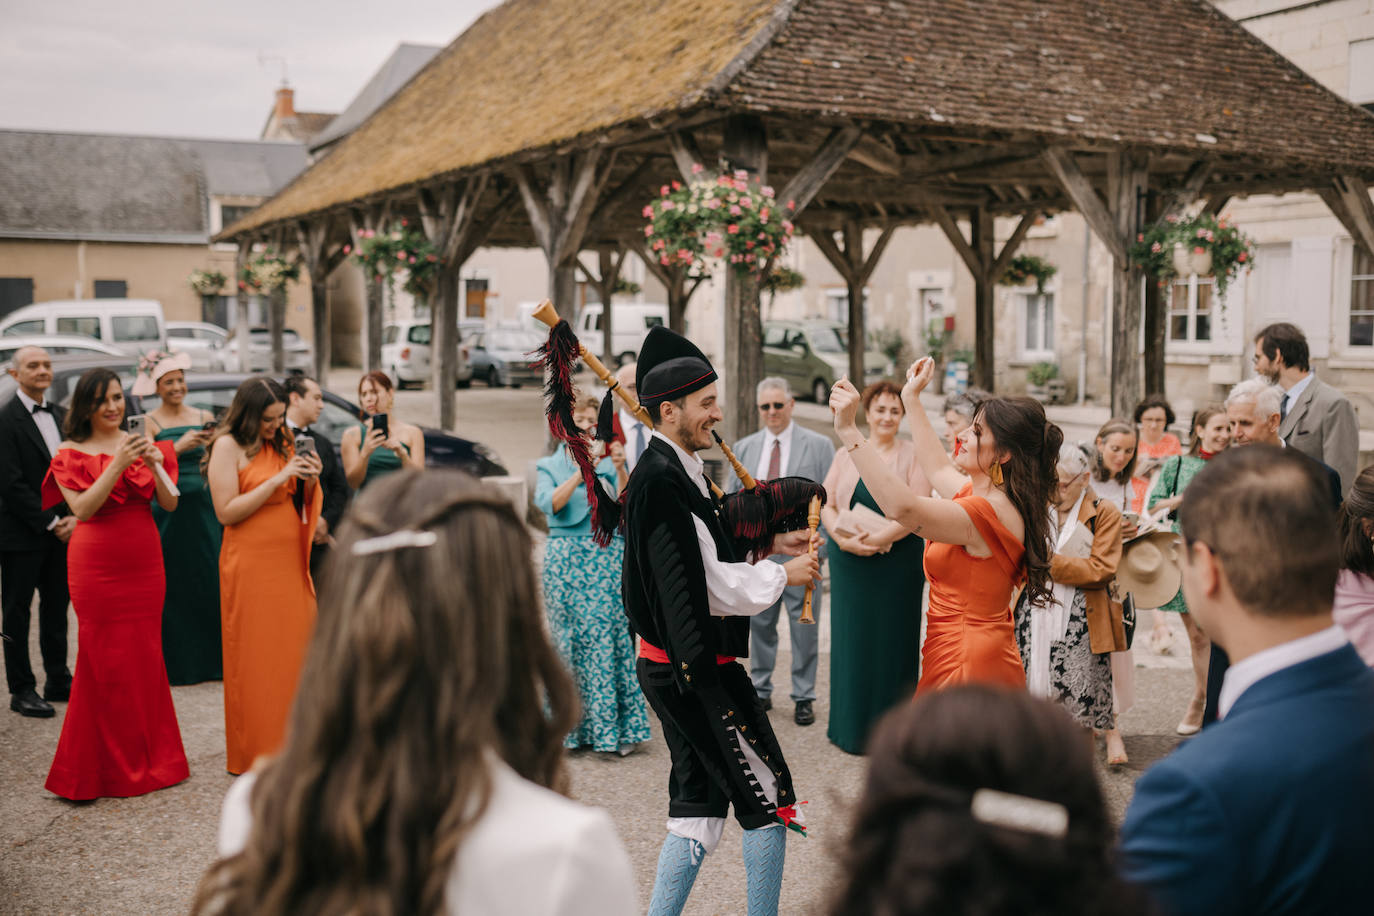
left=531, top=300, right=826, bottom=608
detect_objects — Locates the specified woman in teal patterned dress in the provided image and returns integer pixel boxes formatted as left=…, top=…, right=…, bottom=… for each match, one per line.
left=1146, top=405, right=1230, bottom=735
left=341, top=371, right=425, bottom=490
left=535, top=394, right=649, bottom=755
left=136, top=351, right=223, bottom=684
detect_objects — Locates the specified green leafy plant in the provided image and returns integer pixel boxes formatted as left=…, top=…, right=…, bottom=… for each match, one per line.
left=346, top=220, right=439, bottom=303
left=239, top=252, right=299, bottom=293
left=1026, top=360, right=1059, bottom=386
left=189, top=269, right=226, bottom=297
left=1129, top=212, right=1255, bottom=297
left=947, top=347, right=976, bottom=369
left=761, top=266, right=805, bottom=294
left=643, top=166, right=796, bottom=278
left=999, top=254, right=1058, bottom=293
left=870, top=327, right=907, bottom=366
left=613, top=277, right=642, bottom=296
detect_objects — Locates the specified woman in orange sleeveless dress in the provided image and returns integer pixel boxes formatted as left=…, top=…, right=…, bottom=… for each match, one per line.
left=207, top=378, right=323, bottom=774
left=830, top=358, right=1062, bottom=692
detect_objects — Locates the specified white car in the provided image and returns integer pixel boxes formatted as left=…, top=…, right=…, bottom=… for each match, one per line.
left=381, top=320, right=474, bottom=389
left=0, top=334, right=128, bottom=366
left=165, top=321, right=230, bottom=372
left=221, top=327, right=313, bottom=374
left=0, top=298, right=166, bottom=357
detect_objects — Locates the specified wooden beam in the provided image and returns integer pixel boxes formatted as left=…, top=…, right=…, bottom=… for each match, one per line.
left=1201, top=194, right=1231, bottom=216
left=1042, top=146, right=1128, bottom=263
left=988, top=211, right=1039, bottom=283
left=1156, top=158, right=1213, bottom=219
left=514, top=165, right=553, bottom=254
left=668, top=130, right=708, bottom=181
left=776, top=125, right=863, bottom=215
left=925, top=202, right=984, bottom=277
left=582, top=158, right=654, bottom=245
left=846, top=135, right=902, bottom=177
left=857, top=224, right=897, bottom=286
left=1328, top=174, right=1374, bottom=258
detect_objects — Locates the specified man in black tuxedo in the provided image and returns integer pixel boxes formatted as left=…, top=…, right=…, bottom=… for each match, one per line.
left=0, top=347, right=74, bottom=717
left=283, top=375, right=348, bottom=579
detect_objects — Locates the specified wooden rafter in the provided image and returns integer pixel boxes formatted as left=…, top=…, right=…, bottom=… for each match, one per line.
left=1042, top=146, right=1128, bottom=263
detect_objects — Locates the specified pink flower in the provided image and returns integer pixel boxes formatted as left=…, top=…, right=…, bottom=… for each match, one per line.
left=400, top=218, right=408, bottom=227
left=645, top=225, right=654, bottom=237
left=427, top=254, right=437, bottom=262
left=718, top=175, right=732, bottom=187
left=1193, top=246, right=1206, bottom=255
left=727, top=224, right=739, bottom=235
left=729, top=204, right=742, bottom=216
left=676, top=249, right=690, bottom=261
left=734, top=179, right=748, bottom=193
left=705, top=198, right=720, bottom=210
left=672, top=180, right=682, bottom=191
left=786, top=200, right=796, bottom=210
left=1137, top=233, right=1144, bottom=242
left=1196, top=228, right=1207, bottom=238
left=746, top=241, right=755, bottom=250
left=782, top=220, right=794, bottom=233
left=660, top=185, right=670, bottom=197
left=691, top=162, right=704, bottom=175
left=740, top=196, right=752, bottom=209
left=396, top=251, right=407, bottom=260
left=760, top=208, right=770, bottom=222
left=1238, top=252, right=1247, bottom=262
left=653, top=239, right=666, bottom=251
left=642, top=204, right=653, bottom=218
left=734, top=169, right=748, bottom=180
left=757, top=232, right=766, bottom=240
left=343, top=244, right=352, bottom=255
left=662, top=200, right=676, bottom=212
left=745, top=254, right=755, bottom=263
left=762, top=186, right=775, bottom=199
left=1151, top=242, right=1161, bottom=253
left=409, top=256, right=417, bottom=264
left=660, top=255, right=671, bottom=266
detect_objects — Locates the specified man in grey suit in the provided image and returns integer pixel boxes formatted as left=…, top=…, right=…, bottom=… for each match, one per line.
left=1253, top=322, right=1358, bottom=496
left=727, top=377, right=834, bottom=725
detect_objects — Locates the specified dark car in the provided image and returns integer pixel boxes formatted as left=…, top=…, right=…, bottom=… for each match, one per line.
left=0, top=356, right=507, bottom=478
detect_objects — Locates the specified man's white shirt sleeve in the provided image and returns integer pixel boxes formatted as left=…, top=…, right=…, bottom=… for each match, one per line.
left=692, top=516, right=786, bottom=616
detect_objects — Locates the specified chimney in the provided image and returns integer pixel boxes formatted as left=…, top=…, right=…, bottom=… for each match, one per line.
left=274, top=86, right=296, bottom=121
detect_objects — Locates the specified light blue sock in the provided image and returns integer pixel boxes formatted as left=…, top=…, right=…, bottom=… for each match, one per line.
left=647, top=833, right=705, bottom=916
left=742, top=824, right=786, bottom=916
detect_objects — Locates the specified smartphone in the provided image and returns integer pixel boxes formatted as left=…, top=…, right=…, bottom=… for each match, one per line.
left=372, top=412, right=389, bottom=438
left=1122, top=511, right=1140, bottom=526
left=127, top=415, right=148, bottom=438
left=294, top=433, right=316, bottom=458
left=201, top=419, right=218, bottom=432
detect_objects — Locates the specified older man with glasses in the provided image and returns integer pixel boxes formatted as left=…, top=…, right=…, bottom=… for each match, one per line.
left=726, top=378, right=835, bottom=725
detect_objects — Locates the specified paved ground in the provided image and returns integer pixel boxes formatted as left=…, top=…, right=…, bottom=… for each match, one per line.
left=0, top=378, right=1195, bottom=915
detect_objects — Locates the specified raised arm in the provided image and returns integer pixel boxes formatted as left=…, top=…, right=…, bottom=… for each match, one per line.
left=830, top=376, right=985, bottom=551
left=897, top=358, right=967, bottom=499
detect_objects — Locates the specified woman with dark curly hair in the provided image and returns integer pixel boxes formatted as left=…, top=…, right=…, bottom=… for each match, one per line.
left=194, top=470, right=636, bottom=916
left=829, top=685, right=1150, bottom=916
left=831, top=357, right=1062, bottom=691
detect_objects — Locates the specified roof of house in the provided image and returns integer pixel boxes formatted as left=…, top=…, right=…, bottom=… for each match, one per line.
left=283, top=112, right=338, bottom=143
left=223, top=0, right=1374, bottom=238
left=0, top=130, right=308, bottom=244
left=308, top=43, right=442, bottom=152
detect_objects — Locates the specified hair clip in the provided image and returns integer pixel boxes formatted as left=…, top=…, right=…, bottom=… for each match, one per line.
left=970, top=788, right=1069, bottom=839
left=350, top=529, right=438, bottom=556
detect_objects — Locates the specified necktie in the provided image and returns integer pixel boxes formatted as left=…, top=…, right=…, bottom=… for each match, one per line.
left=633, top=424, right=646, bottom=465
left=1280, top=393, right=1289, bottom=422
left=767, top=438, right=781, bottom=480
left=31, top=402, right=52, bottom=414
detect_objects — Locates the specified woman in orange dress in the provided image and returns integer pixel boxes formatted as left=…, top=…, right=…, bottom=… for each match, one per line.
left=830, top=358, right=1062, bottom=691
left=207, top=378, right=322, bottom=774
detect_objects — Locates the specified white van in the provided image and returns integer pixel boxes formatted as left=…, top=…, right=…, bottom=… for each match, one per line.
left=0, top=299, right=167, bottom=357
left=575, top=302, right=669, bottom=366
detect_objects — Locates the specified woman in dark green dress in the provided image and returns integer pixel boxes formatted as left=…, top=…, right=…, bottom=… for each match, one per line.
left=340, top=371, right=425, bottom=490
left=136, top=351, right=223, bottom=684
left=821, top=381, right=931, bottom=754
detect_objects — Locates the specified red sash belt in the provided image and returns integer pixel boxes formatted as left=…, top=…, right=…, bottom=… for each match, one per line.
left=638, top=639, right=735, bottom=666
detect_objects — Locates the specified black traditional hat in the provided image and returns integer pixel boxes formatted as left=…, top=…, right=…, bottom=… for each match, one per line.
left=636, top=326, right=717, bottom=407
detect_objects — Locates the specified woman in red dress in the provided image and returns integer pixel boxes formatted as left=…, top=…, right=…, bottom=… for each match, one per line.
left=42, top=367, right=188, bottom=799
left=830, top=358, right=1062, bottom=691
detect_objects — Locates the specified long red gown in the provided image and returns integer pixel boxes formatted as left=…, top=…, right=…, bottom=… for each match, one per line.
left=918, top=483, right=1028, bottom=692
left=41, top=441, right=189, bottom=799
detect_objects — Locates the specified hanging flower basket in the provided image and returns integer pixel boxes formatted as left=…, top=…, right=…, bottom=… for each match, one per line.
left=999, top=254, right=1058, bottom=293
left=350, top=220, right=438, bottom=302
left=642, top=166, right=796, bottom=278
left=1131, top=212, right=1254, bottom=297
left=243, top=253, right=300, bottom=293
left=189, top=269, right=226, bottom=297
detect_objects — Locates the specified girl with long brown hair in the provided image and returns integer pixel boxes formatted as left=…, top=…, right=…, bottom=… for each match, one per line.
left=194, top=469, right=637, bottom=916
left=830, top=357, right=1062, bottom=692
left=341, top=370, right=425, bottom=489
left=207, top=377, right=323, bottom=774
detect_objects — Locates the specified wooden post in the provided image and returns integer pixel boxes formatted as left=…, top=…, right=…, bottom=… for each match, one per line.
left=234, top=239, right=252, bottom=372
left=631, top=239, right=704, bottom=335
left=295, top=218, right=348, bottom=382
left=807, top=218, right=897, bottom=383
left=923, top=200, right=1038, bottom=392
left=1142, top=193, right=1166, bottom=397
left=433, top=263, right=460, bottom=429
left=349, top=203, right=391, bottom=372
left=578, top=246, right=627, bottom=365
left=268, top=286, right=287, bottom=374
left=722, top=115, right=769, bottom=444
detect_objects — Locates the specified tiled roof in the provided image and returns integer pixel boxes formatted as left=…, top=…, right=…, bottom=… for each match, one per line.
left=223, top=0, right=1374, bottom=237
left=308, top=43, right=442, bottom=153
left=0, top=130, right=308, bottom=243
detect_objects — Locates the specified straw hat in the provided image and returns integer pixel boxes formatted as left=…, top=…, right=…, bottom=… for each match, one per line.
left=1117, top=531, right=1182, bottom=609
left=130, top=350, right=192, bottom=397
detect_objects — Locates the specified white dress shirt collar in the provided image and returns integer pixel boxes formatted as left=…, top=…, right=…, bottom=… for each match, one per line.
left=652, top=430, right=708, bottom=498
left=1282, top=372, right=1313, bottom=404
left=17, top=388, right=61, bottom=457
left=1218, top=624, right=1349, bottom=719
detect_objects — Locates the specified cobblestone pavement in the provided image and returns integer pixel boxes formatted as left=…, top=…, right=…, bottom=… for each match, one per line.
left=0, top=378, right=1195, bottom=915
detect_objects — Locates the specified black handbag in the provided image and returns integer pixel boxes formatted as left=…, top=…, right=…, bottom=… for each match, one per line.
left=1119, top=592, right=1137, bottom=650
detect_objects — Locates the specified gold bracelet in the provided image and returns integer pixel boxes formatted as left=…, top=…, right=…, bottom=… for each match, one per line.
left=846, top=438, right=866, bottom=452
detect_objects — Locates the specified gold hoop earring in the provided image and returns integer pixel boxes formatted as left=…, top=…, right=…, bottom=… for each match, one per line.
left=988, top=461, right=1004, bottom=487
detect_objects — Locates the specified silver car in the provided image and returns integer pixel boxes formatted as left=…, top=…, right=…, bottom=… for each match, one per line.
left=0, top=334, right=128, bottom=366
left=165, top=321, right=230, bottom=372
left=221, top=326, right=313, bottom=373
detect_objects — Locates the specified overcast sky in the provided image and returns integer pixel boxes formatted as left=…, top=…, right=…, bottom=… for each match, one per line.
left=0, top=0, right=498, bottom=139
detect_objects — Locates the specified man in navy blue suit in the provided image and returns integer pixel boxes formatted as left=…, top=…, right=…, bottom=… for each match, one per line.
left=1120, top=445, right=1374, bottom=915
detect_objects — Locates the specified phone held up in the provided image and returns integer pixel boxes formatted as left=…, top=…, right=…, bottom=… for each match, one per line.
left=294, top=433, right=317, bottom=458
left=126, top=414, right=148, bottom=439
left=371, top=412, right=389, bottom=439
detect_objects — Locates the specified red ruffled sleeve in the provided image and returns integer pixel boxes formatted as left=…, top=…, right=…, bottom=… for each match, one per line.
left=157, top=439, right=180, bottom=486
left=42, top=449, right=101, bottom=510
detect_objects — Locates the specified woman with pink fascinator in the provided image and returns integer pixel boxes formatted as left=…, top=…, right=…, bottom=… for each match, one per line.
left=134, top=350, right=224, bottom=685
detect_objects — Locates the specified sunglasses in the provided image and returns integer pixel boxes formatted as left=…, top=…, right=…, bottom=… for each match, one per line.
left=758, top=402, right=788, bottom=412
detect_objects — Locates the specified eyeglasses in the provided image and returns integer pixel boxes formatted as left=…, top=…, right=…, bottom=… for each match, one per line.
left=758, top=402, right=788, bottom=412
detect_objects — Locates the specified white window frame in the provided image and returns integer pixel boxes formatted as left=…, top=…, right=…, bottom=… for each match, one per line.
left=1013, top=286, right=1056, bottom=362
left=823, top=286, right=870, bottom=324
left=1335, top=237, right=1374, bottom=356
left=1164, top=275, right=1220, bottom=354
